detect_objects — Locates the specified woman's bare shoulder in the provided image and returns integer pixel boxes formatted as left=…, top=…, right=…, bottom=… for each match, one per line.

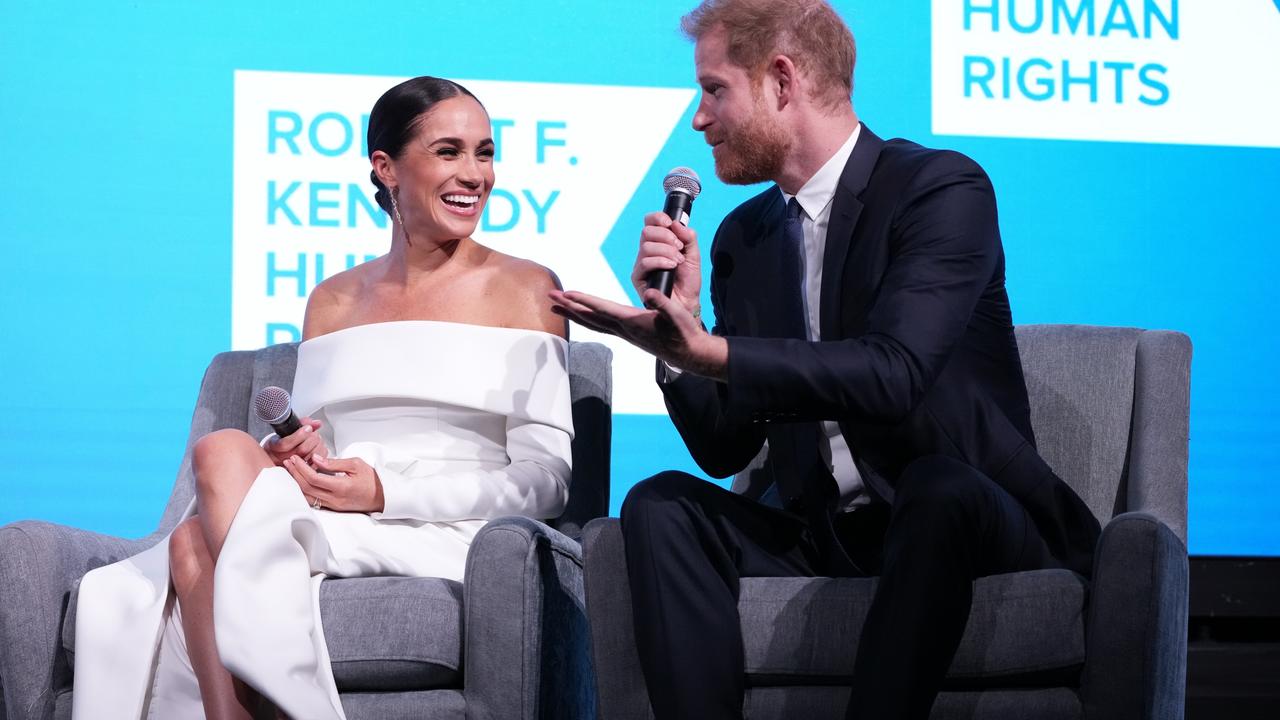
left=302, top=260, right=379, bottom=340
left=481, top=251, right=566, bottom=339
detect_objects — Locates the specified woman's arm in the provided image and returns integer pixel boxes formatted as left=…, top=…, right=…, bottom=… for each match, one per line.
left=372, top=416, right=571, bottom=522
left=284, top=415, right=571, bottom=521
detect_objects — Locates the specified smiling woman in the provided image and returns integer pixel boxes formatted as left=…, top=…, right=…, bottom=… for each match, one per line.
left=301, top=76, right=568, bottom=339
left=68, top=75, right=573, bottom=720
left=367, top=78, right=495, bottom=244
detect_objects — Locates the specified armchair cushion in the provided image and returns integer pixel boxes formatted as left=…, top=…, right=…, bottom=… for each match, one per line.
left=586, top=518, right=1086, bottom=690
left=321, top=577, right=464, bottom=692
left=740, top=569, right=1086, bottom=682
left=62, top=567, right=468, bottom=693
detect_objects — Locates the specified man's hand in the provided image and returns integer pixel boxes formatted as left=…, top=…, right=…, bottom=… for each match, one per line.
left=548, top=287, right=729, bottom=380
left=264, top=417, right=328, bottom=466
left=283, top=454, right=385, bottom=513
left=631, top=212, right=702, bottom=318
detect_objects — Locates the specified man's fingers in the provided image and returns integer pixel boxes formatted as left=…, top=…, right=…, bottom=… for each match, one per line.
left=549, top=289, right=668, bottom=350
left=668, top=221, right=698, bottom=247
left=550, top=303, right=616, bottom=336
left=640, top=240, right=684, bottom=263
left=642, top=211, right=673, bottom=228
left=560, top=291, right=645, bottom=317
left=549, top=289, right=651, bottom=338
left=640, top=224, right=683, bottom=249
left=642, top=287, right=668, bottom=311
left=633, top=256, right=680, bottom=281
left=643, top=288, right=695, bottom=328
left=548, top=290, right=603, bottom=321
left=549, top=290, right=627, bottom=321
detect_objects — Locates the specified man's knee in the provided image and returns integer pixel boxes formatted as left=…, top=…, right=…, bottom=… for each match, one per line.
left=621, top=471, right=704, bottom=513
left=620, top=471, right=706, bottom=532
left=894, top=455, right=992, bottom=518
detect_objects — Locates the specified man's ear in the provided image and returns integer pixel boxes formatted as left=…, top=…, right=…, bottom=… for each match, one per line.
left=370, top=150, right=396, bottom=189
left=769, top=53, right=800, bottom=110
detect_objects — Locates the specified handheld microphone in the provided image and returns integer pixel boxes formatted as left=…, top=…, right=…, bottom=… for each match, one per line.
left=254, top=386, right=303, bottom=439
left=647, top=166, right=702, bottom=297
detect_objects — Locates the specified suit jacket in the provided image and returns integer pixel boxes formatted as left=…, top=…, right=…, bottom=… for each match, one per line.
left=660, top=125, right=1100, bottom=578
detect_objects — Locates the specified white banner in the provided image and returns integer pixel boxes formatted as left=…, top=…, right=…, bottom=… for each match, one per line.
left=232, top=70, right=695, bottom=414
left=932, top=0, right=1280, bottom=147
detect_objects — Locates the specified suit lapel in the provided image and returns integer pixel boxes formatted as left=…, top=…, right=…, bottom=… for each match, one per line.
left=820, top=124, right=884, bottom=341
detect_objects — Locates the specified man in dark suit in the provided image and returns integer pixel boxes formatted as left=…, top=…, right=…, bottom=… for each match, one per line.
left=549, top=0, right=1100, bottom=717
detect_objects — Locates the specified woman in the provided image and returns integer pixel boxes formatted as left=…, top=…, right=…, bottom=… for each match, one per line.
left=72, top=77, right=573, bottom=720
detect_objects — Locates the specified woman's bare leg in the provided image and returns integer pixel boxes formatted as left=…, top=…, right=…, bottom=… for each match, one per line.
left=166, top=429, right=280, bottom=718
left=170, top=517, right=260, bottom=720
left=192, top=429, right=276, bottom=560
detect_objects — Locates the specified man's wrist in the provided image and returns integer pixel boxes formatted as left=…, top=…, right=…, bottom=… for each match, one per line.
left=685, top=334, right=728, bottom=381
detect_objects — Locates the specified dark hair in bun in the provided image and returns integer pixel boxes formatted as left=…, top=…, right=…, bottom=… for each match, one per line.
left=367, top=76, right=482, bottom=213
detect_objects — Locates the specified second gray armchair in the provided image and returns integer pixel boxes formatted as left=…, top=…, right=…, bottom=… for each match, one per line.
left=583, top=324, right=1191, bottom=720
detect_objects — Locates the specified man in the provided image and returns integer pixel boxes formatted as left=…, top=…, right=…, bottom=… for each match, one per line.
left=549, top=0, right=1101, bottom=717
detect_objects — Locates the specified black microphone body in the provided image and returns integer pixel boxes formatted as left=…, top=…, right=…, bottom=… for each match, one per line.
left=254, top=386, right=304, bottom=439
left=267, top=410, right=303, bottom=440
left=647, top=167, right=702, bottom=297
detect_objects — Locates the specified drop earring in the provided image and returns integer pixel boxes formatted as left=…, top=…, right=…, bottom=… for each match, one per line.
left=390, top=188, right=405, bottom=226
left=390, top=188, right=411, bottom=247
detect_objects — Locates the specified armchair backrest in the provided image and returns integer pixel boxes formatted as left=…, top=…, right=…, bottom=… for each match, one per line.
left=151, top=340, right=612, bottom=542
left=1014, top=324, right=1190, bottom=543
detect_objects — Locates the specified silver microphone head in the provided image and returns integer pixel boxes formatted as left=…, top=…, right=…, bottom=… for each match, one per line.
left=254, top=386, right=292, bottom=425
left=663, top=166, right=702, bottom=198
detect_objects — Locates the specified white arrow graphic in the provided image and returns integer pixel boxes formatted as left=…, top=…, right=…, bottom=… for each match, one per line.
left=232, top=70, right=695, bottom=414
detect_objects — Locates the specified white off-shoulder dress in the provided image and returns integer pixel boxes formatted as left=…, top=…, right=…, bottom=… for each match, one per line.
left=71, top=321, right=574, bottom=720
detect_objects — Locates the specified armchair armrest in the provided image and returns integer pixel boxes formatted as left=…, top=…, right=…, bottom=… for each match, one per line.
left=0, top=520, right=149, bottom=720
left=581, top=518, right=653, bottom=720
left=1080, top=511, right=1188, bottom=720
left=462, top=515, right=594, bottom=720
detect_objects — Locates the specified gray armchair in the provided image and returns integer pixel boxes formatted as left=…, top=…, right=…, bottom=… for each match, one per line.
left=584, top=324, right=1190, bottom=719
left=0, top=339, right=612, bottom=720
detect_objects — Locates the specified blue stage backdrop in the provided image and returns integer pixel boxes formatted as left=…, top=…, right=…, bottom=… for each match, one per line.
left=1, top=1, right=1277, bottom=555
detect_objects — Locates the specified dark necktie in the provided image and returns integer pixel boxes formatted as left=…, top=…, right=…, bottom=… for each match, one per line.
left=780, top=197, right=807, bottom=337
left=772, top=197, right=859, bottom=575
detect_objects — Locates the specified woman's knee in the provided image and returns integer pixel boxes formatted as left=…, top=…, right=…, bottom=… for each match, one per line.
left=192, top=429, right=263, bottom=495
left=168, top=517, right=211, bottom=592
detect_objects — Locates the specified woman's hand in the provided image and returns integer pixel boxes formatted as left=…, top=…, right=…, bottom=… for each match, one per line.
left=264, top=417, right=327, bottom=466
left=283, top=454, right=386, bottom=513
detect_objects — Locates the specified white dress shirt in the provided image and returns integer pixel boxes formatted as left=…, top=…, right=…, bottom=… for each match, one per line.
left=780, top=124, right=868, bottom=509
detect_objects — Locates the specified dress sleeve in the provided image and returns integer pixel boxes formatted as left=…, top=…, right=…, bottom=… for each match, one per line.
left=369, top=414, right=572, bottom=523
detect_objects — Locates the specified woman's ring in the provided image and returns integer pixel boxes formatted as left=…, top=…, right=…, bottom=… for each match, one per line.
left=311, top=496, right=322, bottom=510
